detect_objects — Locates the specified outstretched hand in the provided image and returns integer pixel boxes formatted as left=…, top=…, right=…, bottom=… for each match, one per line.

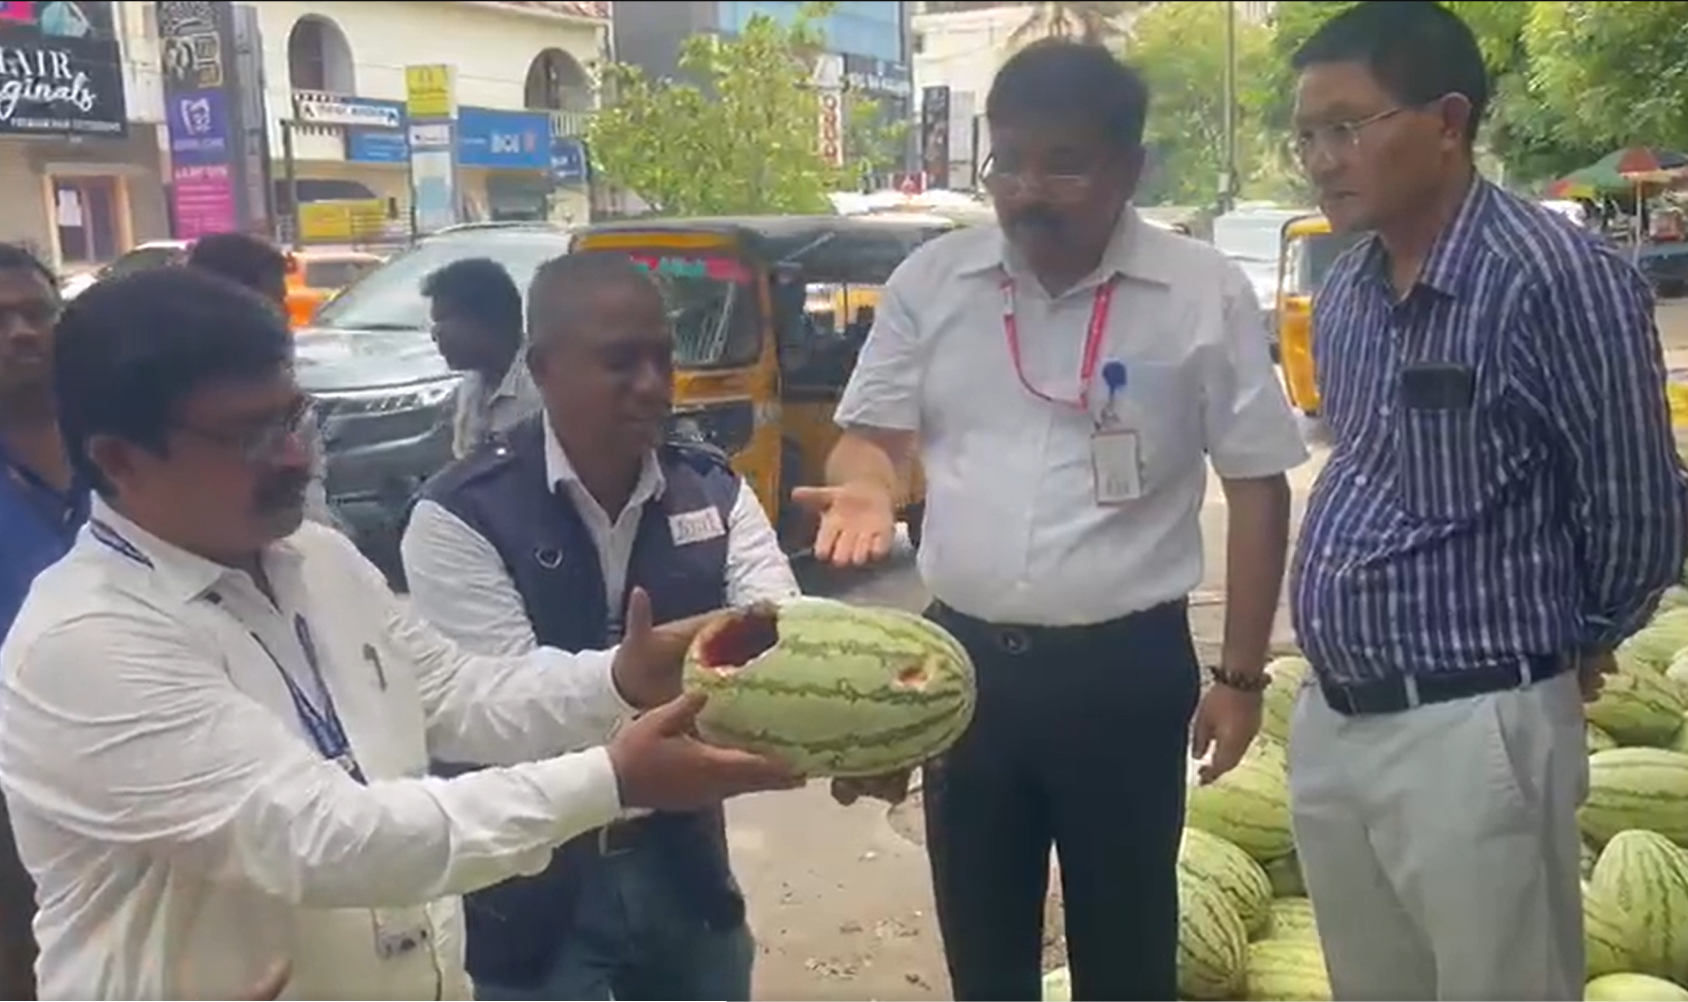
left=609, top=692, right=807, bottom=811
left=791, top=483, right=897, bottom=568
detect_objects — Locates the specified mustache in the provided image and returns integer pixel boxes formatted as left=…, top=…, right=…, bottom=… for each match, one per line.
left=254, top=471, right=312, bottom=512
left=1006, top=204, right=1065, bottom=234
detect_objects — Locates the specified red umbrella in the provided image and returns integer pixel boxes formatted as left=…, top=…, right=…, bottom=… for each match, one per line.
left=1609, top=147, right=1688, bottom=176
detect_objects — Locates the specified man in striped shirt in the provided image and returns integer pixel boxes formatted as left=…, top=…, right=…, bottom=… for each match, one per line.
left=1285, top=4, right=1688, bottom=1000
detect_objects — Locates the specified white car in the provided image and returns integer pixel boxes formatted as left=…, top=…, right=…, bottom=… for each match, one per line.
left=60, top=240, right=190, bottom=300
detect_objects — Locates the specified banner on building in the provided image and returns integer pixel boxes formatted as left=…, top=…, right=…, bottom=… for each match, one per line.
left=0, top=1, right=127, bottom=136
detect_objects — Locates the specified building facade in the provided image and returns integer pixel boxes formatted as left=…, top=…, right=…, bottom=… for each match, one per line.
left=613, top=0, right=913, bottom=169
left=0, top=1, right=171, bottom=275
left=262, top=0, right=605, bottom=238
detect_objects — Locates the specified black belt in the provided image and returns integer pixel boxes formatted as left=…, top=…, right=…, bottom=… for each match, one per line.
left=928, top=599, right=1187, bottom=656
left=1318, top=654, right=1569, bottom=716
left=582, top=816, right=651, bottom=857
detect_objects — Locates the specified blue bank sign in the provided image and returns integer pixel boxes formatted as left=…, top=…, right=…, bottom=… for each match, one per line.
left=456, top=106, right=551, bottom=170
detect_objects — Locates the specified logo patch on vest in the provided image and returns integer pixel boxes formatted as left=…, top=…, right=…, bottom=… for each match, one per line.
left=668, top=507, right=726, bottom=547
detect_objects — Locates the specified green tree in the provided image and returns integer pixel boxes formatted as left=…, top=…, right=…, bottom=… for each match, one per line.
left=1123, top=1, right=1275, bottom=206
left=586, top=3, right=861, bottom=215
left=1524, top=1, right=1688, bottom=153
left=844, top=91, right=909, bottom=179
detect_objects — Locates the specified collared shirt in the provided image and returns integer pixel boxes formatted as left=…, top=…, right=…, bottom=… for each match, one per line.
left=834, top=209, right=1309, bottom=626
left=0, top=499, right=635, bottom=1000
left=401, top=413, right=800, bottom=656
left=451, top=361, right=542, bottom=460
left=0, top=445, right=87, bottom=638
left=1291, top=180, right=1688, bottom=685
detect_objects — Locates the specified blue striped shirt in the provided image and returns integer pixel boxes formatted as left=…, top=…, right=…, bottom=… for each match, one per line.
left=1291, top=180, right=1688, bottom=685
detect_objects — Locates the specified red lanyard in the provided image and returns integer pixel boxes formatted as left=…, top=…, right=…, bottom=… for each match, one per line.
left=1001, top=275, right=1118, bottom=411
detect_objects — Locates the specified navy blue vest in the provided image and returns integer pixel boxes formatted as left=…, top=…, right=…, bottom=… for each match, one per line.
left=421, top=416, right=744, bottom=987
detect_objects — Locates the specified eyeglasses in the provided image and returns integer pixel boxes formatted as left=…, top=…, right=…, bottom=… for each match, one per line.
left=980, top=155, right=1098, bottom=203
left=1292, top=107, right=1406, bottom=162
left=177, top=395, right=316, bottom=465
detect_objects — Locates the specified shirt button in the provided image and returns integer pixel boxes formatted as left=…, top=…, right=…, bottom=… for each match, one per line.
left=1354, top=474, right=1368, bottom=486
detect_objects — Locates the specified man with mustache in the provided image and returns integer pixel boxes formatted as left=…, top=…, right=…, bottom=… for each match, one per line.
left=401, top=252, right=798, bottom=1000
left=0, top=266, right=800, bottom=999
left=0, top=242, right=78, bottom=1001
left=423, top=257, right=542, bottom=459
left=1285, top=4, right=1688, bottom=999
left=185, top=232, right=338, bottom=530
left=794, top=40, right=1308, bottom=1001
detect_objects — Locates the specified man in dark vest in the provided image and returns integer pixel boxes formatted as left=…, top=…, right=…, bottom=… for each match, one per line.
left=401, top=252, right=800, bottom=1000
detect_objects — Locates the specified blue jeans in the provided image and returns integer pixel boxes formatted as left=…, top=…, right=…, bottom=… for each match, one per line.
left=472, top=840, right=755, bottom=1001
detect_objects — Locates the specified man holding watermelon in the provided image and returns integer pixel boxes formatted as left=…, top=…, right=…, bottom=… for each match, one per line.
left=798, top=39, right=1308, bottom=1002
left=1285, top=3, right=1688, bottom=999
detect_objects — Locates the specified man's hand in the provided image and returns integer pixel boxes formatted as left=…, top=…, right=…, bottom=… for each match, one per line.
left=1191, top=682, right=1264, bottom=785
left=1579, top=650, right=1619, bottom=702
left=610, top=589, right=728, bottom=710
left=791, top=482, right=898, bottom=567
left=830, top=769, right=914, bottom=806
left=608, top=692, right=807, bottom=811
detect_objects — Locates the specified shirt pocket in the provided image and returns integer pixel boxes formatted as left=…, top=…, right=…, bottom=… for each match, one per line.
left=1117, top=359, right=1203, bottom=492
left=1394, top=407, right=1489, bottom=521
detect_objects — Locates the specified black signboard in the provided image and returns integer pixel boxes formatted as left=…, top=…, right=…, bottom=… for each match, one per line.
left=0, top=1, right=127, bottom=136
left=921, top=84, right=950, bottom=190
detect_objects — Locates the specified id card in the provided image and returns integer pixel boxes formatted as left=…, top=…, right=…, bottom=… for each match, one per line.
left=372, top=908, right=432, bottom=961
left=1090, top=428, right=1143, bottom=505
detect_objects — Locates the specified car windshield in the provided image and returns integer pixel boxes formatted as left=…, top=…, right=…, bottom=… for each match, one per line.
left=623, top=250, right=762, bottom=369
left=1294, top=230, right=1369, bottom=296
left=311, top=230, right=572, bottom=333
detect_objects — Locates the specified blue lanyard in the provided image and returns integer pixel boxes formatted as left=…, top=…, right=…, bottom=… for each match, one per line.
left=249, top=617, right=365, bottom=784
left=90, top=518, right=365, bottom=784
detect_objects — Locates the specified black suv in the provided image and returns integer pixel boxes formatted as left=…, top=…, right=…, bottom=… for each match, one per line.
left=295, top=224, right=575, bottom=583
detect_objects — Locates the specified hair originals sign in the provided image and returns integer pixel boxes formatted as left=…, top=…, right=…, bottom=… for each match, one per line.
left=0, top=1, right=127, bottom=136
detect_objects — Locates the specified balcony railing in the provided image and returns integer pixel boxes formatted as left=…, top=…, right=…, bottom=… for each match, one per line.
left=549, top=108, right=595, bottom=139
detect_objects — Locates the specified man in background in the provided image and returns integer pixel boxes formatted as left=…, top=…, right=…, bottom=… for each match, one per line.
left=421, top=258, right=542, bottom=458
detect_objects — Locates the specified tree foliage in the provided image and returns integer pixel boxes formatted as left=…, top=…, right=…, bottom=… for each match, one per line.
left=586, top=2, right=882, bottom=215
left=1124, top=1, right=1276, bottom=206
left=1524, top=1, right=1688, bottom=153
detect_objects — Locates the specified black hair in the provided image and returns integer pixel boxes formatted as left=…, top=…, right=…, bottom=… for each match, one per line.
left=1292, top=0, right=1489, bottom=143
left=985, top=39, right=1150, bottom=150
left=53, top=267, right=294, bottom=494
left=525, top=252, right=662, bottom=347
left=186, top=232, right=289, bottom=294
left=0, top=242, right=57, bottom=288
left=420, top=257, right=524, bottom=340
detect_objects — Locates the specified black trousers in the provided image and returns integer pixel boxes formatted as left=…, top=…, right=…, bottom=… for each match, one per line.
left=922, top=600, right=1200, bottom=1002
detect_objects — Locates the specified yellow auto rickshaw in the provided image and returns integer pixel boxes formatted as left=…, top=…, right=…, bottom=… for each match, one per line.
left=1275, top=213, right=1368, bottom=416
left=569, top=214, right=954, bottom=552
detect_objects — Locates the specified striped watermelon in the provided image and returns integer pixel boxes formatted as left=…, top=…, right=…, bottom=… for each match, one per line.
left=1245, top=938, right=1331, bottom=1001
left=1177, top=869, right=1249, bottom=1000
left=1263, top=851, right=1306, bottom=898
left=1583, top=840, right=1599, bottom=880
left=1588, top=723, right=1619, bottom=754
left=1265, top=896, right=1319, bottom=944
left=1588, top=830, right=1688, bottom=981
left=1581, top=748, right=1688, bottom=847
left=1585, top=973, right=1688, bottom=1001
left=1186, top=739, right=1295, bottom=863
left=1179, top=828, right=1273, bottom=938
left=1584, top=881, right=1635, bottom=979
left=1587, top=659, right=1688, bottom=751
left=682, top=598, right=976, bottom=777
left=1621, top=610, right=1688, bottom=673
left=1260, top=656, right=1310, bottom=745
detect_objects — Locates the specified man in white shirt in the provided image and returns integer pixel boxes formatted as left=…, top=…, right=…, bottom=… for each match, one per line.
left=797, top=41, right=1309, bottom=1001
left=0, top=267, right=801, bottom=1001
left=423, top=258, right=543, bottom=459
left=402, top=252, right=799, bottom=1000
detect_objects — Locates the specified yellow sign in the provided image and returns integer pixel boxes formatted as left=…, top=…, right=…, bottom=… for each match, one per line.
left=405, top=64, right=455, bottom=120
left=298, top=200, right=389, bottom=243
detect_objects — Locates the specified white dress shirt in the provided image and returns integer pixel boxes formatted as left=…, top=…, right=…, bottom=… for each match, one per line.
left=451, top=361, right=542, bottom=459
left=402, top=414, right=801, bottom=657
left=835, top=209, right=1309, bottom=626
left=0, top=499, right=635, bottom=1000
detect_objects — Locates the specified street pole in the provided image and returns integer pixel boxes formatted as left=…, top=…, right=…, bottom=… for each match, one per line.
left=1220, top=0, right=1237, bottom=215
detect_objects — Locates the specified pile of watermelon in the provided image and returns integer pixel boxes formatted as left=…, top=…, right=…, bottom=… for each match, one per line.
left=1041, top=585, right=1688, bottom=1002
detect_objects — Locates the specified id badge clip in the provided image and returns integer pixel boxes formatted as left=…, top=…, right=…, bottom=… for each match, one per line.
left=1091, top=360, right=1143, bottom=505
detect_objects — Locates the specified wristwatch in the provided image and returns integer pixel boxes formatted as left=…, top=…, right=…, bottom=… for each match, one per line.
left=1207, top=664, right=1270, bottom=694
